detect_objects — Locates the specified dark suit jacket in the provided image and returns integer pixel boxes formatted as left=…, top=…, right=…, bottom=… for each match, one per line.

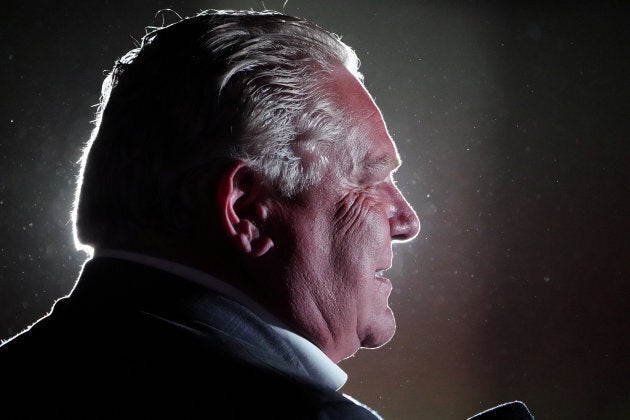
left=0, top=257, right=380, bottom=419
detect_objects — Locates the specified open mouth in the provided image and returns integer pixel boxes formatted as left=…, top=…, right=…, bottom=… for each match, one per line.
left=374, top=268, right=393, bottom=293
left=375, top=266, right=391, bottom=279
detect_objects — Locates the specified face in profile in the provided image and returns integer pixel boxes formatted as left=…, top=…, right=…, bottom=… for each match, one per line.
left=276, top=66, right=420, bottom=362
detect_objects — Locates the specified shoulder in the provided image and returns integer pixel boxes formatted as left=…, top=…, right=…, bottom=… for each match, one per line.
left=0, top=258, right=382, bottom=418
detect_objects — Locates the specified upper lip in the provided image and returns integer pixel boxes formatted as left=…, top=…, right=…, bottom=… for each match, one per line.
left=375, top=265, right=392, bottom=277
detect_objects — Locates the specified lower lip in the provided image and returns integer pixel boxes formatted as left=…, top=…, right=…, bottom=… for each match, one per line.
left=375, top=275, right=392, bottom=289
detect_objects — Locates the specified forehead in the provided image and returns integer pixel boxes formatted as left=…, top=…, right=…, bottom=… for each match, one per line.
left=328, top=66, right=401, bottom=172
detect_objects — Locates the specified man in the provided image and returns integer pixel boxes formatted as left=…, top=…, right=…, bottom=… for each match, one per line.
left=0, top=9, right=416, bottom=418
left=0, top=10, right=533, bottom=419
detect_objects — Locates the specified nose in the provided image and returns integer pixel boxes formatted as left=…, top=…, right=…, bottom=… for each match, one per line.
left=390, top=187, right=420, bottom=242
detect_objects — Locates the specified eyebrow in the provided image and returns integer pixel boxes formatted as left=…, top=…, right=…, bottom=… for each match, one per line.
left=363, top=154, right=401, bottom=174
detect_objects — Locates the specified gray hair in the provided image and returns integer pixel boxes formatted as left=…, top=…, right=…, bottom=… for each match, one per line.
left=73, top=9, right=363, bottom=249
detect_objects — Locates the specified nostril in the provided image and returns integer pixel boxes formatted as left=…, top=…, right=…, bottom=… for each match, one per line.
left=391, top=210, right=420, bottom=242
left=389, top=187, right=421, bottom=241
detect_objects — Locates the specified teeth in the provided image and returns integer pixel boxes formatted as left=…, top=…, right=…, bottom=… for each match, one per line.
left=376, top=270, right=384, bottom=277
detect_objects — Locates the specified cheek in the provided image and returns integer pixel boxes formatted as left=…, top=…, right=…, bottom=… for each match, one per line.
left=331, top=191, right=390, bottom=268
left=333, top=192, right=373, bottom=241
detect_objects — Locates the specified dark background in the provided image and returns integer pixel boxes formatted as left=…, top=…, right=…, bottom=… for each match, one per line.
left=1, top=1, right=628, bottom=418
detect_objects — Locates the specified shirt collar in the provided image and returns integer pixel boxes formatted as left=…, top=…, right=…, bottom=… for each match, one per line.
left=93, top=249, right=348, bottom=390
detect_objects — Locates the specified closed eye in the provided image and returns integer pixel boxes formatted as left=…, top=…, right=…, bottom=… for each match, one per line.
left=360, top=155, right=401, bottom=186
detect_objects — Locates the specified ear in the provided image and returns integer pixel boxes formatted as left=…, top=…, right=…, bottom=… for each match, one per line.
left=217, top=161, right=274, bottom=257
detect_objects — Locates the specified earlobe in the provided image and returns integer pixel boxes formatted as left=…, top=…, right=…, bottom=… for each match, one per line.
left=250, top=233, right=273, bottom=257
left=234, top=218, right=273, bottom=257
left=217, top=161, right=274, bottom=257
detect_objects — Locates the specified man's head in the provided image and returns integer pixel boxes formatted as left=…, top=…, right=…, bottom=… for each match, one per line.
left=74, top=10, right=361, bottom=249
left=74, top=10, right=419, bottom=362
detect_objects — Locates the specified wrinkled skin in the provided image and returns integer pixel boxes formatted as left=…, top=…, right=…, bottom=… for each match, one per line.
left=272, top=67, right=420, bottom=363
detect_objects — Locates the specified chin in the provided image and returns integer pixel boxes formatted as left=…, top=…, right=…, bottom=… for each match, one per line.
left=360, top=309, right=396, bottom=349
